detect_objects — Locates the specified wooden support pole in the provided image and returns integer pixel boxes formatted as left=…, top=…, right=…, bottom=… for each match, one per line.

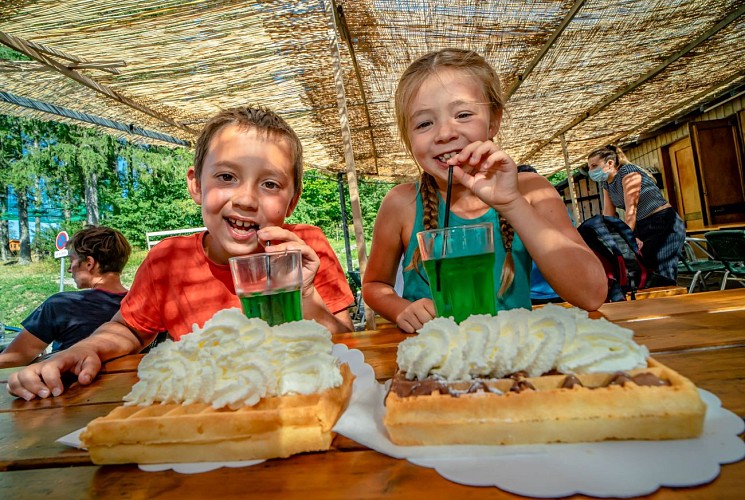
left=560, top=133, right=581, bottom=224
left=323, top=0, right=374, bottom=330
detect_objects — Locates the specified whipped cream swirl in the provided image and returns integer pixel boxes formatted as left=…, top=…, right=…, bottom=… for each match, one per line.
left=397, top=305, right=648, bottom=381
left=124, top=308, right=343, bottom=409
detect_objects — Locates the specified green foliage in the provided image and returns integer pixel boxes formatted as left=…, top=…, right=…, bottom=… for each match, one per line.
left=287, top=170, right=393, bottom=244
left=1, top=114, right=392, bottom=263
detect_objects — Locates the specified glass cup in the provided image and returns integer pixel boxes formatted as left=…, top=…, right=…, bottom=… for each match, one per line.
left=416, top=222, right=497, bottom=323
left=229, top=250, right=304, bottom=326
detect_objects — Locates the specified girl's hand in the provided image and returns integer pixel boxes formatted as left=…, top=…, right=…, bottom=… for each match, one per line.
left=257, top=226, right=320, bottom=297
left=395, top=298, right=436, bottom=333
left=448, top=141, right=521, bottom=209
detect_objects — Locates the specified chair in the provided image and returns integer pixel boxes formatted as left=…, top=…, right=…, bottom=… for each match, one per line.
left=703, top=230, right=745, bottom=290
left=676, top=240, right=727, bottom=293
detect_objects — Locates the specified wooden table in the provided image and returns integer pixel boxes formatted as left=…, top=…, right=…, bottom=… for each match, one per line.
left=1, top=289, right=744, bottom=498
left=685, top=222, right=745, bottom=236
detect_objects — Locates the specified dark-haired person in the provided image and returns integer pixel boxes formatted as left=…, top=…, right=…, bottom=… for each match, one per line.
left=0, top=226, right=131, bottom=368
left=585, top=145, right=685, bottom=286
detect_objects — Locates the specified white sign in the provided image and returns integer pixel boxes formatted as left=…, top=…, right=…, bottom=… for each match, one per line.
left=54, top=249, right=69, bottom=259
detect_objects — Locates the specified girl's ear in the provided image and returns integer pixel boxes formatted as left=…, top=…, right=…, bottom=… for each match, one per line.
left=85, top=255, right=96, bottom=270
left=187, top=166, right=203, bottom=205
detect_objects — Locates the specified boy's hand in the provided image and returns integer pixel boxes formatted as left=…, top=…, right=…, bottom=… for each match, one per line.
left=257, top=226, right=320, bottom=297
left=395, top=298, right=436, bottom=333
left=7, top=346, right=102, bottom=400
left=448, top=141, right=521, bottom=209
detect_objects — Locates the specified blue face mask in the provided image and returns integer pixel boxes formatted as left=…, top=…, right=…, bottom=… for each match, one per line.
left=589, top=168, right=609, bottom=182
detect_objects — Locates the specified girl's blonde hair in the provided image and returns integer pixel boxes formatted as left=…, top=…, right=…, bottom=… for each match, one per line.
left=395, top=49, right=515, bottom=296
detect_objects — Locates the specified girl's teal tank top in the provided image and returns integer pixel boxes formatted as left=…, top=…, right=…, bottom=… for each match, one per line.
left=401, top=189, right=532, bottom=311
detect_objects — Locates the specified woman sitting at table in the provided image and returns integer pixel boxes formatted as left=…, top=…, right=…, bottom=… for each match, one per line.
left=585, top=144, right=685, bottom=286
left=0, top=226, right=130, bottom=368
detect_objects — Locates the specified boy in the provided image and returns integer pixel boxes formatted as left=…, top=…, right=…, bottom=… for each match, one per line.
left=8, top=106, right=354, bottom=400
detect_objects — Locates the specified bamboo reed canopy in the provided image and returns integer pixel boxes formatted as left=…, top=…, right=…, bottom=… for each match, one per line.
left=1, top=0, right=744, bottom=179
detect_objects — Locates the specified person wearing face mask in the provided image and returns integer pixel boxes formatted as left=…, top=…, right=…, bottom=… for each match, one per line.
left=0, top=226, right=131, bottom=368
left=585, top=144, right=685, bottom=286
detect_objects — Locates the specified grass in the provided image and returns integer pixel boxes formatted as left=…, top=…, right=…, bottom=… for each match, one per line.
left=0, top=238, right=362, bottom=328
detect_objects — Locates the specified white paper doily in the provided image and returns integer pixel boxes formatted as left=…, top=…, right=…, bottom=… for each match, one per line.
left=333, top=370, right=745, bottom=498
left=57, top=343, right=374, bottom=473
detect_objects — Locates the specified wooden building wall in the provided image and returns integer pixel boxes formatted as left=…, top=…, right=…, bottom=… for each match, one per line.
left=558, top=93, right=745, bottom=226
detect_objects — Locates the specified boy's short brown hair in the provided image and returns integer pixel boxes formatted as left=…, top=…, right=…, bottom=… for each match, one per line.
left=68, top=226, right=131, bottom=273
left=193, top=106, right=304, bottom=198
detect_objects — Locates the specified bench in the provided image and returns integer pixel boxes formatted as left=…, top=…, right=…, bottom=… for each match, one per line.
left=145, top=227, right=206, bottom=249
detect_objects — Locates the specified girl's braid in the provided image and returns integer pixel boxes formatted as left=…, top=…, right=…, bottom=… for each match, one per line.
left=408, top=172, right=440, bottom=271
left=497, top=214, right=516, bottom=296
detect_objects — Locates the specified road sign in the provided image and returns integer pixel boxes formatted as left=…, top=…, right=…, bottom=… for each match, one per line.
left=55, top=231, right=69, bottom=251
left=54, top=249, right=69, bottom=259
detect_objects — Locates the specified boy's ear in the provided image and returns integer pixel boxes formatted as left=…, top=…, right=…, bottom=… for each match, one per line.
left=285, top=191, right=301, bottom=218
left=488, top=108, right=502, bottom=139
left=186, top=166, right=203, bottom=205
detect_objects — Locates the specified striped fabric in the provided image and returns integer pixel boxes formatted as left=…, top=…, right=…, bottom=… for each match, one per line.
left=604, top=164, right=667, bottom=219
left=635, top=208, right=686, bottom=285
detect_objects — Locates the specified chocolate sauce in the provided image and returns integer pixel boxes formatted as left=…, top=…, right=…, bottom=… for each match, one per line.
left=561, top=374, right=584, bottom=389
left=608, top=371, right=669, bottom=387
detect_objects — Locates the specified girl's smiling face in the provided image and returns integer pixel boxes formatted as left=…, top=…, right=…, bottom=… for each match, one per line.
left=406, top=68, right=497, bottom=182
left=187, top=125, right=299, bottom=264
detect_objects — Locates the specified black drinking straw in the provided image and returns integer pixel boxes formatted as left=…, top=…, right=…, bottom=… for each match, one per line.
left=436, top=166, right=455, bottom=291
left=265, top=241, right=272, bottom=289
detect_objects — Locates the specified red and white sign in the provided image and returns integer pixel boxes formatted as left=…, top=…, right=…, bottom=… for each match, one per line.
left=55, top=231, right=69, bottom=251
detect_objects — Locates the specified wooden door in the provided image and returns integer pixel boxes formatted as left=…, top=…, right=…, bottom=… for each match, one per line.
left=668, top=137, right=704, bottom=229
left=690, top=118, right=745, bottom=224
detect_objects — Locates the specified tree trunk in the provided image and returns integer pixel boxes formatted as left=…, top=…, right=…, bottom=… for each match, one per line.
left=34, top=177, right=42, bottom=261
left=85, top=170, right=99, bottom=225
left=0, top=184, right=10, bottom=261
left=17, top=187, right=31, bottom=265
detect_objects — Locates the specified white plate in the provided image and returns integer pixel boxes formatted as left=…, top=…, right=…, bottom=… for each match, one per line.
left=333, top=365, right=745, bottom=498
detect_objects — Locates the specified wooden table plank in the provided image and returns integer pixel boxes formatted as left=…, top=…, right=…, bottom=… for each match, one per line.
left=0, top=448, right=743, bottom=500
left=0, top=372, right=137, bottom=413
left=655, top=346, right=745, bottom=417
left=0, top=403, right=120, bottom=471
left=598, top=288, right=745, bottom=322
left=624, top=310, right=745, bottom=353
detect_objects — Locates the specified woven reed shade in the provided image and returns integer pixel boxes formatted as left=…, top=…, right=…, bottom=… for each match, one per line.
left=1, top=0, right=744, bottom=180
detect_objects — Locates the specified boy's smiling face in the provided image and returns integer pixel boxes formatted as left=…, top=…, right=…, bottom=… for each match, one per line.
left=187, top=124, right=299, bottom=265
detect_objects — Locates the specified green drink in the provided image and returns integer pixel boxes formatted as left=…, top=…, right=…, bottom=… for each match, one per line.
left=239, top=288, right=303, bottom=326
left=423, top=252, right=497, bottom=323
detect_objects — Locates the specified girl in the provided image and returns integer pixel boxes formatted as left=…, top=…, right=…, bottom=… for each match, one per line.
left=362, top=49, right=606, bottom=333
left=586, top=144, right=685, bottom=286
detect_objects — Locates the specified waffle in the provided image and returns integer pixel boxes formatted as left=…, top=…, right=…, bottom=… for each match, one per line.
left=81, top=364, right=354, bottom=464
left=383, top=359, right=705, bottom=446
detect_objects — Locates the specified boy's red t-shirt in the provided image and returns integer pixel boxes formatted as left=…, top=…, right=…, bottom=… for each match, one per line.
left=120, top=224, right=354, bottom=340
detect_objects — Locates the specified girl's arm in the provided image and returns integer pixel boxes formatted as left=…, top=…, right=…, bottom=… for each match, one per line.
left=363, top=184, right=436, bottom=332
left=620, top=171, right=642, bottom=230
left=450, top=144, right=605, bottom=311
left=508, top=174, right=607, bottom=310
left=602, top=189, right=618, bottom=218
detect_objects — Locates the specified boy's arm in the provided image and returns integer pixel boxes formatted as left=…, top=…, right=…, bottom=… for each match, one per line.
left=6, top=312, right=155, bottom=400
left=0, top=329, right=49, bottom=368
left=258, top=225, right=354, bottom=333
